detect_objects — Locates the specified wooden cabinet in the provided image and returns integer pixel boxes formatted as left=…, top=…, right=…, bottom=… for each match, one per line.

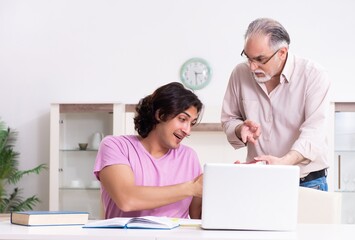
left=333, top=102, right=355, bottom=224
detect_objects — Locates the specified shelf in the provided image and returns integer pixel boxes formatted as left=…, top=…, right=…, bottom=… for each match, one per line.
left=59, top=187, right=100, bottom=190
left=60, top=149, right=98, bottom=152
left=125, top=104, right=136, bottom=113
left=59, top=103, right=114, bottom=113
left=125, top=104, right=223, bottom=132
left=335, top=102, right=355, bottom=112
left=193, top=123, right=222, bottom=132
left=335, top=190, right=355, bottom=193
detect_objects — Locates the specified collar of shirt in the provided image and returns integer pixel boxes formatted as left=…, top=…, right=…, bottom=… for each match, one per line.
left=280, top=52, right=295, bottom=84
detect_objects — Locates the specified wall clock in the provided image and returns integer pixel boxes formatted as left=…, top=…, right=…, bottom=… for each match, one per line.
left=180, top=58, right=212, bottom=90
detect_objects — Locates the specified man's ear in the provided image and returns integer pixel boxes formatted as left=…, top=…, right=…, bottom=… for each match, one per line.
left=155, top=110, right=162, bottom=122
left=279, top=47, right=288, bottom=60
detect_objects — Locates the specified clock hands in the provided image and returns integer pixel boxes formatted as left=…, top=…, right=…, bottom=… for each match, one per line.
left=194, top=70, right=204, bottom=84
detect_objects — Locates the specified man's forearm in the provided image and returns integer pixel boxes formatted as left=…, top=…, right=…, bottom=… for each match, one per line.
left=282, top=150, right=308, bottom=165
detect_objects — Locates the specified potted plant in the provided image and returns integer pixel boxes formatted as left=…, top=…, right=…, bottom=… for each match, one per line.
left=0, top=120, right=47, bottom=214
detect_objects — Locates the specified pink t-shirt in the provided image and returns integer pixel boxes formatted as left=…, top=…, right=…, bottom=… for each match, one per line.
left=94, top=135, right=202, bottom=219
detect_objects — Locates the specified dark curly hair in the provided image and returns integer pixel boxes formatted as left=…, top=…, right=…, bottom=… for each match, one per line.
left=134, top=82, right=203, bottom=138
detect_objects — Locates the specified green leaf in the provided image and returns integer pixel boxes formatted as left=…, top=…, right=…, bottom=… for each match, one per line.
left=0, top=120, right=47, bottom=213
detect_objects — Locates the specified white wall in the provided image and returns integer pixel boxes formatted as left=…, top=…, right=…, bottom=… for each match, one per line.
left=0, top=0, right=354, bottom=210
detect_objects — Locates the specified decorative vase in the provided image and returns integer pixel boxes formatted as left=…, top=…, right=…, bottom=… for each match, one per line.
left=91, top=132, right=104, bottom=150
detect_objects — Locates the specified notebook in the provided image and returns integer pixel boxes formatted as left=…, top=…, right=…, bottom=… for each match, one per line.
left=201, top=163, right=300, bottom=231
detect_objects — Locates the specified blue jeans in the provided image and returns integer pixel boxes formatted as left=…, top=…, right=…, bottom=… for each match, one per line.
left=300, top=176, right=328, bottom=191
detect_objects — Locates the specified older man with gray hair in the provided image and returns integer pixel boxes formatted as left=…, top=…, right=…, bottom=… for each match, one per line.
left=221, top=18, right=330, bottom=191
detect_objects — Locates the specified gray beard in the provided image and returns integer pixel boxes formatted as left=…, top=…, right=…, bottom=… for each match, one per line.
left=252, top=72, right=272, bottom=83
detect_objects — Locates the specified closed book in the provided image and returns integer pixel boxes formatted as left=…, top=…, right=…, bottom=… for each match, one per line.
left=83, top=216, right=179, bottom=230
left=11, top=211, right=89, bottom=226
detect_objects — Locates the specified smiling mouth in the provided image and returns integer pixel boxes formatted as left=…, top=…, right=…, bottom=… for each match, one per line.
left=173, top=132, right=184, bottom=140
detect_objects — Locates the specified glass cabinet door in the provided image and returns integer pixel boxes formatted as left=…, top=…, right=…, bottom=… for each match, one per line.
left=50, top=104, right=118, bottom=219
left=334, top=106, right=355, bottom=224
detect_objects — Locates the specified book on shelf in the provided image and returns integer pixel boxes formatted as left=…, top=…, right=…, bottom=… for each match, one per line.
left=83, top=216, right=180, bottom=230
left=10, top=211, right=89, bottom=226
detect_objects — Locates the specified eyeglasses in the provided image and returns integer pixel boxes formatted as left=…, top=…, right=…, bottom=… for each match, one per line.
left=240, top=49, right=280, bottom=65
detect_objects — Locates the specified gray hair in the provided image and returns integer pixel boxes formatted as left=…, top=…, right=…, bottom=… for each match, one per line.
left=245, top=18, right=290, bottom=50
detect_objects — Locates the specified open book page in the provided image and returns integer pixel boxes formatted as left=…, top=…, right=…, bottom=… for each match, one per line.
left=173, top=218, right=201, bottom=227
left=125, top=216, right=179, bottom=229
left=83, top=217, right=131, bottom=228
left=83, top=216, right=179, bottom=229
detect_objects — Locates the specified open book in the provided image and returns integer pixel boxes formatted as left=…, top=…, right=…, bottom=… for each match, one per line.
left=83, top=216, right=179, bottom=230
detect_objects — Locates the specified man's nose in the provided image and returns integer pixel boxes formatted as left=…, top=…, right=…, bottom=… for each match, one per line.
left=248, top=61, right=259, bottom=71
left=182, top=123, right=191, bottom=136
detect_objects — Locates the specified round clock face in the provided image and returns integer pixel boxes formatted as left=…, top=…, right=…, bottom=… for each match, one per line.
left=180, top=58, right=212, bottom=90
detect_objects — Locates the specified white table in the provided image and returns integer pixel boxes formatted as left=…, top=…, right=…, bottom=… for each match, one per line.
left=1, top=219, right=355, bottom=240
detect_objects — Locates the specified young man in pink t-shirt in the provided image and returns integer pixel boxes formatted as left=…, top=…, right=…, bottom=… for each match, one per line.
left=94, top=82, right=203, bottom=219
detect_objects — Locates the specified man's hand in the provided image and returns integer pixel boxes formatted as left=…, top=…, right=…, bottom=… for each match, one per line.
left=254, top=155, right=282, bottom=165
left=254, top=150, right=306, bottom=165
left=235, top=120, right=261, bottom=144
left=192, top=174, right=203, bottom=198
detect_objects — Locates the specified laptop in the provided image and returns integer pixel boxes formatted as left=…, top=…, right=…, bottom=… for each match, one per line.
left=201, top=163, right=300, bottom=231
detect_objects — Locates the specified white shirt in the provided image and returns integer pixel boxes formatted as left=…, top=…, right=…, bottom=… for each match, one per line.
left=221, top=53, right=331, bottom=177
